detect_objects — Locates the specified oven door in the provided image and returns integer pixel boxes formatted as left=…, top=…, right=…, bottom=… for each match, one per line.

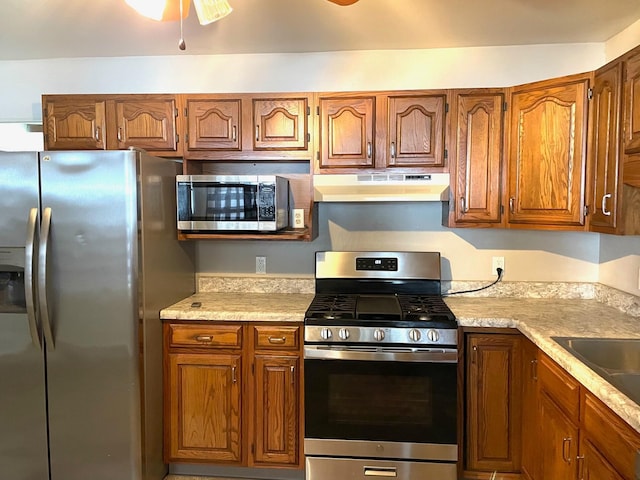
left=304, top=345, right=457, bottom=462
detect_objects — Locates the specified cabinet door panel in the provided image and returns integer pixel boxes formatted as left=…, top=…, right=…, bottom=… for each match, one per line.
left=452, top=92, right=504, bottom=224
left=520, top=338, right=539, bottom=480
left=624, top=51, right=640, bottom=154
left=168, top=353, right=242, bottom=462
left=589, top=62, right=622, bottom=232
left=253, top=98, right=308, bottom=150
left=387, top=95, right=445, bottom=167
left=44, top=99, right=106, bottom=150
left=115, top=98, right=178, bottom=151
left=187, top=99, right=241, bottom=151
left=319, top=97, right=375, bottom=168
left=509, top=77, right=588, bottom=226
left=538, top=392, right=579, bottom=480
left=581, top=438, right=624, bottom=480
left=252, top=355, right=299, bottom=466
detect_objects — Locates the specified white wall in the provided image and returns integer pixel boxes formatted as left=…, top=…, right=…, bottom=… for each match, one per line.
left=3, top=40, right=635, bottom=287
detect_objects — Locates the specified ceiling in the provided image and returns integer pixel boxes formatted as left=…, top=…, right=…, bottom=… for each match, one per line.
left=2, top=0, right=640, bottom=61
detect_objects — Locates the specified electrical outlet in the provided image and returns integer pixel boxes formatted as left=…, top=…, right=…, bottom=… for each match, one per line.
left=256, top=256, right=266, bottom=274
left=292, top=208, right=305, bottom=228
left=492, top=256, right=505, bottom=276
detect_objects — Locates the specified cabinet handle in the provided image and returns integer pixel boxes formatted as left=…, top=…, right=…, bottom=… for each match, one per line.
left=117, top=127, right=123, bottom=142
left=232, top=125, right=237, bottom=142
left=601, top=193, right=612, bottom=216
left=460, top=197, right=467, bottom=214
left=562, top=437, right=572, bottom=463
left=531, top=358, right=537, bottom=381
left=509, top=197, right=515, bottom=214
left=577, top=455, right=585, bottom=480
left=367, top=142, right=372, bottom=159
left=95, top=126, right=101, bottom=142
left=471, top=345, right=478, bottom=364
left=194, top=334, right=213, bottom=343
left=255, top=125, right=260, bottom=141
left=390, top=142, right=396, bottom=159
left=232, top=365, right=237, bottom=383
left=268, top=336, right=286, bottom=344
left=290, top=365, right=295, bottom=384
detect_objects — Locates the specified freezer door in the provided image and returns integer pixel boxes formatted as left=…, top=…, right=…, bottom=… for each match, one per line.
left=0, top=152, right=49, bottom=479
left=39, top=150, right=143, bottom=480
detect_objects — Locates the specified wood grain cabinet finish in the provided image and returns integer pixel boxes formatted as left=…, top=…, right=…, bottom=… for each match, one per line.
left=623, top=50, right=640, bottom=156
left=185, top=97, right=242, bottom=151
left=465, top=332, right=522, bottom=475
left=520, top=337, right=539, bottom=480
left=507, top=74, right=590, bottom=228
left=447, top=90, right=506, bottom=226
left=588, top=61, right=623, bottom=233
left=43, top=97, right=107, bottom=150
left=114, top=96, right=179, bottom=152
left=253, top=97, right=309, bottom=151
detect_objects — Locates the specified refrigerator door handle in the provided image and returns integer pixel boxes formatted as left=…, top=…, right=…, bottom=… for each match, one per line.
left=38, top=207, right=55, bottom=350
left=25, top=207, right=42, bottom=350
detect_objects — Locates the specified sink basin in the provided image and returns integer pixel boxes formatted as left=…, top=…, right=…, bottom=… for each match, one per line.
left=552, top=337, right=640, bottom=406
left=553, top=337, right=640, bottom=372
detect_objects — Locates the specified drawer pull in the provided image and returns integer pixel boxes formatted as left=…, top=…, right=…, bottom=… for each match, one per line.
left=562, top=437, right=572, bottom=463
left=232, top=365, right=237, bottom=383
left=268, top=336, right=286, bottom=344
left=194, top=334, right=213, bottom=343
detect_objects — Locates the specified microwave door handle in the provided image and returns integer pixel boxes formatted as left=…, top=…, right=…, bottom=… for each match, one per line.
left=190, top=184, right=195, bottom=216
left=38, top=207, right=55, bottom=350
left=25, top=207, right=42, bottom=350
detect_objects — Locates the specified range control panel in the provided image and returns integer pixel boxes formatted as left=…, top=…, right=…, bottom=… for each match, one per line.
left=356, top=257, right=398, bottom=271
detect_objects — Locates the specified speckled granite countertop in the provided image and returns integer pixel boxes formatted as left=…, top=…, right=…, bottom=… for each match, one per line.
left=446, top=296, right=640, bottom=434
left=160, top=289, right=640, bottom=434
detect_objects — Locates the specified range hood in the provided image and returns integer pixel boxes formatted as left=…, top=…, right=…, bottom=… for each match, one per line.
left=313, top=173, right=450, bottom=202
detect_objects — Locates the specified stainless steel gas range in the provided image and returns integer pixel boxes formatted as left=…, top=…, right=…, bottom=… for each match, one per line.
left=303, top=251, right=458, bottom=480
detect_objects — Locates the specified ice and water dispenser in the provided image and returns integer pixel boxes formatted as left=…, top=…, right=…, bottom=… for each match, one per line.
left=0, top=248, right=26, bottom=313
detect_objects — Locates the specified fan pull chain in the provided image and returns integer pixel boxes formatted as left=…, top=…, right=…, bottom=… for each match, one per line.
left=178, top=0, right=186, bottom=50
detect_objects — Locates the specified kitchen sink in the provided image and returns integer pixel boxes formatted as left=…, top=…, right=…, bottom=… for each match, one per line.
left=552, top=337, right=640, bottom=406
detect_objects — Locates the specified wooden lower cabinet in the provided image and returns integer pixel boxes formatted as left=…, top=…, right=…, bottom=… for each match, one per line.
left=163, top=321, right=303, bottom=469
left=464, top=330, right=522, bottom=477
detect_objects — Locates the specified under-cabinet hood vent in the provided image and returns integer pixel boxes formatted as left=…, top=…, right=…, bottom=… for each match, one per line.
left=313, top=173, right=450, bottom=202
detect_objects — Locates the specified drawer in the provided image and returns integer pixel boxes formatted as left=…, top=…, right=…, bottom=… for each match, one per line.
left=168, top=323, right=242, bottom=349
left=253, top=325, right=300, bottom=350
left=538, top=352, right=581, bottom=423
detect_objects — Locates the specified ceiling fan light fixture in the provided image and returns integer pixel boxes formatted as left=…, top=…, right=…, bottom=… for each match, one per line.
left=125, top=0, right=190, bottom=21
left=192, top=0, right=233, bottom=25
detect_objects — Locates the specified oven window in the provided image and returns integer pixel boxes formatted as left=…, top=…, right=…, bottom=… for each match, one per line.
left=305, top=358, right=456, bottom=445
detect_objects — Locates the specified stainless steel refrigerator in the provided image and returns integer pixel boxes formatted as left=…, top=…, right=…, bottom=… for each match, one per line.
left=0, top=149, right=195, bottom=480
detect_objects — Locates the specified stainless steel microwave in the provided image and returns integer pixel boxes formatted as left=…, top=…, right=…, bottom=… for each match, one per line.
left=176, top=175, right=289, bottom=232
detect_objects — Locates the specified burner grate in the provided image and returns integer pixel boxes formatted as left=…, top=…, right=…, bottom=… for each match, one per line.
left=397, top=295, right=456, bottom=322
left=306, top=294, right=357, bottom=320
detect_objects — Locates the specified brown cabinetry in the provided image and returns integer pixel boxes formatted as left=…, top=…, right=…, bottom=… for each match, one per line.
left=445, top=90, right=506, bottom=227
left=507, top=73, right=590, bottom=229
left=43, top=94, right=180, bottom=155
left=464, top=331, right=522, bottom=476
left=520, top=337, right=539, bottom=480
left=317, top=91, right=447, bottom=172
left=163, top=321, right=303, bottom=469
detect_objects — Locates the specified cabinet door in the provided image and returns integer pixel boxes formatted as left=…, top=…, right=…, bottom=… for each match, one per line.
left=451, top=91, right=505, bottom=224
left=186, top=98, right=242, bottom=151
left=387, top=94, right=446, bottom=167
left=167, top=353, right=242, bottom=463
left=538, top=392, right=579, bottom=480
left=43, top=97, right=107, bottom=150
left=589, top=62, right=623, bottom=233
left=465, top=333, right=522, bottom=473
left=623, top=50, right=640, bottom=155
left=252, top=354, right=299, bottom=466
left=520, top=338, right=539, bottom=480
left=114, top=97, right=178, bottom=151
left=580, top=438, right=624, bottom=480
left=318, top=96, right=375, bottom=169
left=253, top=97, right=308, bottom=150
left=508, top=76, right=589, bottom=227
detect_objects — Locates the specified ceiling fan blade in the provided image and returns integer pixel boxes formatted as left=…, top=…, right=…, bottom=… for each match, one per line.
left=327, top=0, right=360, bottom=5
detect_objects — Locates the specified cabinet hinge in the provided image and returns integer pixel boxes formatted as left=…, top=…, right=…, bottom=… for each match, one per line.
left=317, top=151, right=320, bottom=160
left=307, top=106, right=311, bottom=115
left=445, top=103, right=449, bottom=113
left=588, top=88, right=594, bottom=100
left=444, top=149, right=448, bottom=159
left=184, top=107, right=188, bottom=117
left=185, top=133, right=189, bottom=143
left=583, top=205, right=589, bottom=217
left=316, top=106, right=320, bottom=115
left=176, top=133, right=179, bottom=143
left=174, top=108, right=179, bottom=118
left=500, top=204, right=505, bottom=215
left=307, top=133, right=311, bottom=142
left=503, top=102, right=508, bottom=112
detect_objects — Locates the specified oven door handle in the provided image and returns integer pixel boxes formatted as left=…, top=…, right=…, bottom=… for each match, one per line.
left=303, top=345, right=458, bottom=363
left=364, top=466, right=397, bottom=477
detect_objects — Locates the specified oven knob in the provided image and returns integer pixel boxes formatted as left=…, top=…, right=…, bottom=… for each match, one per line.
left=320, top=328, right=333, bottom=340
left=426, top=329, right=440, bottom=342
left=409, top=329, right=421, bottom=342
left=373, top=329, right=385, bottom=342
left=338, top=328, right=350, bottom=340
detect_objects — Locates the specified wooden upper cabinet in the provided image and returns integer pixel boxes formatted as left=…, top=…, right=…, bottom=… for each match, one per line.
left=588, top=61, right=623, bottom=233
left=43, top=97, right=107, bottom=150
left=623, top=49, right=640, bottom=155
left=386, top=94, right=446, bottom=167
left=185, top=97, right=242, bottom=151
left=508, top=74, right=590, bottom=228
left=113, top=96, right=179, bottom=152
left=448, top=90, right=505, bottom=226
left=253, top=97, right=308, bottom=150
left=318, top=95, right=375, bottom=169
